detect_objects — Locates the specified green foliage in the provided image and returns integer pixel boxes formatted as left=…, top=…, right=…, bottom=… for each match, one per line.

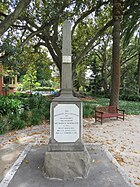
left=7, top=113, right=25, bottom=130
left=0, top=95, right=23, bottom=115
left=120, top=93, right=140, bottom=102
left=0, top=0, right=139, bottom=132
left=20, top=110, right=30, bottom=123
left=86, top=56, right=102, bottom=95
left=0, top=94, right=139, bottom=134
left=0, top=120, right=4, bottom=134
left=1, top=0, right=139, bottom=106
left=0, top=94, right=51, bottom=134
left=83, top=102, right=95, bottom=118
left=74, top=63, right=88, bottom=92
left=123, top=0, right=140, bottom=46
left=35, top=87, right=54, bottom=91
left=0, top=1, right=7, bottom=13
left=119, top=100, right=140, bottom=115
left=30, top=109, right=43, bottom=126
left=19, top=46, right=53, bottom=87
left=0, top=117, right=10, bottom=134
left=120, top=45, right=139, bottom=98
left=41, top=100, right=51, bottom=119
left=22, top=64, right=40, bottom=91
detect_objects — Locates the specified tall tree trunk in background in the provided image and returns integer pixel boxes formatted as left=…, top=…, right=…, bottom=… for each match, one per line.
left=110, top=0, right=123, bottom=106
left=102, top=46, right=108, bottom=95
left=137, top=29, right=140, bottom=94
left=138, top=52, right=140, bottom=94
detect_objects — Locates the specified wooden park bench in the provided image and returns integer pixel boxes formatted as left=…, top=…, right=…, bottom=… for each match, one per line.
left=95, top=106, right=125, bottom=124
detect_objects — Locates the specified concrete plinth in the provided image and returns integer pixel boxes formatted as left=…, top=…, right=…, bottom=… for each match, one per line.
left=47, top=142, right=85, bottom=152
left=44, top=149, right=91, bottom=180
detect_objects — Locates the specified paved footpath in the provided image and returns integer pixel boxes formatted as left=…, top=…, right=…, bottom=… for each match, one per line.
left=0, top=145, right=131, bottom=187
left=0, top=115, right=140, bottom=186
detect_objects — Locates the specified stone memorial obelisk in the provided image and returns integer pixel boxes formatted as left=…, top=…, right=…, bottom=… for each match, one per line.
left=44, top=20, right=91, bottom=180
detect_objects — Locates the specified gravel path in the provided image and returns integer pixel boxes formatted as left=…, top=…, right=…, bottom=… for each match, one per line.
left=0, top=115, right=140, bottom=186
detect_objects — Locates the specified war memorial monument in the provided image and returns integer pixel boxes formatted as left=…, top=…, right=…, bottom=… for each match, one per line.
left=44, top=20, right=91, bottom=180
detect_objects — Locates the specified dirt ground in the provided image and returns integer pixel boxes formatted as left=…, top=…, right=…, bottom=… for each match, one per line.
left=0, top=115, right=140, bottom=186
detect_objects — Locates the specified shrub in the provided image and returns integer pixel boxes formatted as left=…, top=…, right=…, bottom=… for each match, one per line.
left=0, top=95, right=23, bottom=115
left=120, top=93, right=140, bottom=102
left=83, top=102, right=95, bottom=118
left=0, top=114, right=25, bottom=134
left=30, top=108, right=43, bottom=126
left=20, top=110, right=31, bottom=124
left=41, top=99, right=51, bottom=119
left=0, top=118, right=6, bottom=134
left=35, top=87, right=54, bottom=91
left=10, top=117, right=25, bottom=130
left=0, top=94, right=50, bottom=133
left=6, top=113, right=25, bottom=130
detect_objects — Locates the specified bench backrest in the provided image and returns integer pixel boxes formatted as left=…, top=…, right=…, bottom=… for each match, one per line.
left=96, top=106, right=118, bottom=113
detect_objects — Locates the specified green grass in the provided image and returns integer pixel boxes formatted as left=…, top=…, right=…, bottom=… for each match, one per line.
left=119, top=100, right=140, bottom=115
left=82, top=97, right=140, bottom=116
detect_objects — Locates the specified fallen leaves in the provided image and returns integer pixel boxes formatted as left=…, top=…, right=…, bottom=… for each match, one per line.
left=134, top=183, right=140, bottom=186
left=25, top=159, right=29, bottom=164
left=120, top=146, right=126, bottom=151
left=114, top=153, right=126, bottom=165
left=8, top=137, right=20, bottom=142
left=104, top=140, right=113, bottom=145
left=38, top=140, right=46, bottom=144
left=132, top=151, right=140, bottom=154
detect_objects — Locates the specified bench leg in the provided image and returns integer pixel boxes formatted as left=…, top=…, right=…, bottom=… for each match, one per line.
left=101, top=113, right=103, bottom=124
left=101, top=117, right=103, bottom=125
left=95, top=115, right=97, bottom=123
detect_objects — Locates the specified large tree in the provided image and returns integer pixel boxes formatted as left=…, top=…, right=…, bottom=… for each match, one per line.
left=0, top=0, right=31, bottom=36
left=110, top=0, right=123, bottom=106
left=1, top=0, right=139, bottom=99
left=1, top=1, right=113, bottom=76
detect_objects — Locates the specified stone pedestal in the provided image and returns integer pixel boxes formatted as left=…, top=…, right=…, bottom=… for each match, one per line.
left=44, top=96, right=91, bottom=180
left=48, top=96, right=84, bottom=152
left=44, top=149, right=91, bottom=180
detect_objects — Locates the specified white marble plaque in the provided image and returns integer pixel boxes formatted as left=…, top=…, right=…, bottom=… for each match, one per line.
left=62, top=56, right=71, bottom=63
left=54, top=104, right=79, bottom=142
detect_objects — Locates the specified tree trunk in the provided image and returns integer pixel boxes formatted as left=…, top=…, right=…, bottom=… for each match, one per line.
left=110, top=0, right=123, bottom=106
left=101, top=46, right=108, bottom=95
left=137, top=52, right=140, bottom=94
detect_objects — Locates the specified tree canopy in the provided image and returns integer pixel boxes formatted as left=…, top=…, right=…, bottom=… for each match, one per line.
left=0, top=0, right=139, bottom=103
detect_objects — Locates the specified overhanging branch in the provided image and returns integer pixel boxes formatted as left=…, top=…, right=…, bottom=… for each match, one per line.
left=0, top=0, right=31, bottom=36
left=74, top=19, right=113, bottom=66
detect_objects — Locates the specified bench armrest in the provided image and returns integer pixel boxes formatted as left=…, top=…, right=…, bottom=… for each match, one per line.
left=117, top=109, right=125, bottom=113
left=95, top=110, right=104, bottom=114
